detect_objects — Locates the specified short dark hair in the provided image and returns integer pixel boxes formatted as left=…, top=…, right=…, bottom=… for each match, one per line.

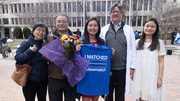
left=32, top=22, right=49, bottom=35
left=110, top=3, right=123, bottom=14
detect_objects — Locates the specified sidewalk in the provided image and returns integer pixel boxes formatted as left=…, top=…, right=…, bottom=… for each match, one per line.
left=0, top=40, right=180, bottom=101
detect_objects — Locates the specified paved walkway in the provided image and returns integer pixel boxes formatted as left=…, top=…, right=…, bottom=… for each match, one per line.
left=0, top=42, right=180, bottom=101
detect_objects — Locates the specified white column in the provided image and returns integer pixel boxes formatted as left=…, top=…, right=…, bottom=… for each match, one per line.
left=105, top=0, right=107, bottom=25
left=83, top=0, right=85, bottom=28
left=129, top=0, right=132, bottom=26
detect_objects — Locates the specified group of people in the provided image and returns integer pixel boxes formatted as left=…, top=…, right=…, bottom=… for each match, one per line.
left=14, top=3, right=165, bottom=101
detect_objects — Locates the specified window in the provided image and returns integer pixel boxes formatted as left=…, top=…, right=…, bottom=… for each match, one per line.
left=73, top=17, right=76, bottom=27
left=19, top=18, right=22, bottom=24
left=54, top=3, right=57, bottom=12
left=23, top=18, right=26, bottom=24
left=73, top=2, right=76, bottom=12
left=68, top=2, right=71, bottom=12
left=97, top=1, right=101, bottom=12
left=23, top=4, right=26, bottom=13
left=11, top=4, right=13, bottom=13
left=107, top=1, right=111, bottom=11
left=45, top=3, right=48, bottom=13
left=11, top=18, right=14, bottom=24
left=2, top=5, right=5, bottom=13
left=149, top=0, right=152, bottom=10
left=3, top=18, right=9, bottom=24
left=5, top=4, right=8, bottom=13
left=122, top=1, right=126, bottom=10
left=69, top=17, right=71, bottom=27
left=102, top=1, right=106, bottom=12
left=127, top=16, right=129, bottom=25
left=143, top=16, right=147, bottom=26
left=27, top=4, right=30, bottom=13
left=107, top=16, right=110, bottom=24
left=40, top=3, right=44, bottom=13
left=77, top=17, right=81, bottom=27
left=93, top=2, right=96, bottom=12
left=138, top=0, right=142, bottom=11
left=132, top=16, right=136, bottom=26
left=15, top=18, right=18, bottom=24
left=31, top=4, right=34, bottom=13
left=18, top=4, right=21, bottom=13
left=144, top=0, right=148, bottom=11
left=77, top=2, right=81, bottom=12
left=49, top=3, right=53, bottom=12
left=102, top=17, right=105, bottom=26
left=87, top=2, right=90, bottom=12
left=133, top=0, right=137, bottom=11
left=64, top=3, right=67, bottom=12
left=58, top=3, right=61, bottom=12
left=137, top=16, right=142, bottom=26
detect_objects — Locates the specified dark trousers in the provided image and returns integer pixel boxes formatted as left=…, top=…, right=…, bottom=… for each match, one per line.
left=22, top=79, right=48, bottom=101
left=107, top=69, right=126, bottom=101
left=48, top=77, right=75, bottom=101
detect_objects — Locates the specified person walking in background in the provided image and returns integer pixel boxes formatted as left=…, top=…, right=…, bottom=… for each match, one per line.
left=135, top=30, right=139, bottom=40
left=171, top=31, right=176, bottom=44
left=76, top=28, right=81, bottom=37
left=43, top=14, right=75, bottom=101
left=0, top=35, right=9, bottom=58
left=100, top=3, right=136, bottom=101
left=132, top=18, right=166, bottom=101
left=15, top=23, right=49, bottom=101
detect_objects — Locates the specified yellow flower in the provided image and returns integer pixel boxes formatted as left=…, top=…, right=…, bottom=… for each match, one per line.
left=60, top=35, right=68, bottom=42
left=77, top=39, right=80, bottom=44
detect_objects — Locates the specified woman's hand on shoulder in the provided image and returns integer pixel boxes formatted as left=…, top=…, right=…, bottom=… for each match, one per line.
left=76, top=44, right=83, bottom=53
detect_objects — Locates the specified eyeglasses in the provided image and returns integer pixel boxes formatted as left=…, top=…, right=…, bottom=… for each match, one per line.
left=111, top=11, right=121, bottom=14
left=56, top=21, right=68, bottom=24
left=35, top=29, right=46, bottom=33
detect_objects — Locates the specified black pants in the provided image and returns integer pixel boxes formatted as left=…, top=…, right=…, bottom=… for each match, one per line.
left=107, top=69, right=126, bottom=101
left=22, top=79, right=48, bottom=101
left=48, top=77, right=75, bottom=101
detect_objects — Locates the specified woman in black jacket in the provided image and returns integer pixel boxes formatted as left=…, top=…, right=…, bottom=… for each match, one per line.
left=15, top=23, right=49, bottom=101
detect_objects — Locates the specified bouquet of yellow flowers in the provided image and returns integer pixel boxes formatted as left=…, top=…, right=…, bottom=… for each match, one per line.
left=60, top=35, right=82, bottom=62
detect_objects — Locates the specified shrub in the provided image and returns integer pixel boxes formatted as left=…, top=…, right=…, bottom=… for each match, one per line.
left=23, top=27, right=31, bottom=39
left=14, top=27, right=23, bottom=39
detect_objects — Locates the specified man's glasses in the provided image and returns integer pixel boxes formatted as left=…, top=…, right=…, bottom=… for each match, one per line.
left=111, top=11, right=121, bottom=14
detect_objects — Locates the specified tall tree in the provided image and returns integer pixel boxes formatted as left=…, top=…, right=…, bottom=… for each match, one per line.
left=153, top=0, right=180, bottom=44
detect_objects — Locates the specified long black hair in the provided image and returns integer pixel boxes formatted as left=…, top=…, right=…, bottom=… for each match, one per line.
left=137, top=18, right=160, bottom=51
left=83, top=17, right=101, bottom=44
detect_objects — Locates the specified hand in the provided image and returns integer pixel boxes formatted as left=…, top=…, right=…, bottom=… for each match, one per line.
left=111, top=48, right=115, bottom=55
left=76, top=44, right=83, bottom=53
left=30, top=45, right=38, bottom=52
left=157, top=78, right=162, bottom=88
left=130, top=68, right=135, bottom=80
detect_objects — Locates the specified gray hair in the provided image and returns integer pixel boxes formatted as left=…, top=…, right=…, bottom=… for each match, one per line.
left=109, top=3, right=123, bottom=14
left=56, top=14, right=69, bottom=23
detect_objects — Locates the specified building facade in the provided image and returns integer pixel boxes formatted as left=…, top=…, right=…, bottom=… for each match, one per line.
left=0, top=0, right=179, bottom=38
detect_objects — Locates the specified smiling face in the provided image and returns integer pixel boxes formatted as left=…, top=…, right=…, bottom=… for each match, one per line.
left=110, top=6, right=123, bottom=25
left=33, top=27, right=46, bottom=40
left=144, top=21, right=157, bottom=36
left=56, top=15, right=69, bottom=34
left=87, top=20, right=99, bottom=36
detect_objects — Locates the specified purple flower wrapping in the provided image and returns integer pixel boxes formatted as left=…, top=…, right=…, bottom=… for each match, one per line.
left=39, top=37, right=89, bottom=87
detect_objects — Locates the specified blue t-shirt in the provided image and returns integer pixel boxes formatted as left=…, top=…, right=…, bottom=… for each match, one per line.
left=77, top=44, right=112, bottom=96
